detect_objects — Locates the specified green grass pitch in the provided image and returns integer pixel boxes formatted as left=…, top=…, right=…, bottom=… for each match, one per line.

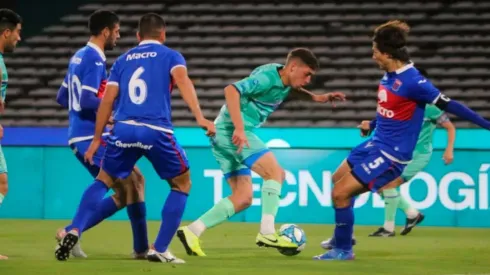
left=1, top=220, right=489, bottom=275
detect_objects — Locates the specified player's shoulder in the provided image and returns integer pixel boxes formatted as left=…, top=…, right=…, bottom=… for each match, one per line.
left=249, top=63, right=283, bottom=83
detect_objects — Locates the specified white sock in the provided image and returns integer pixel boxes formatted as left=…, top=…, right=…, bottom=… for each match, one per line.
left=0, top=193, right=4, bottom=205
left=260, top=214, right=275, bottom=235
left=187, top=220, right=207, bottom=237
left=383, top=221, right=395, bottom=232
left=405, top=208, right=419, bottom=219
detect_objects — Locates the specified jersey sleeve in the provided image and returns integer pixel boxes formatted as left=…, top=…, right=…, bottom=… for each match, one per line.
left=169, top=51, right=187, bottom=73
left=232, top=73, right=272, bottom=97
left=107, top=57, right=121, bottom=87
left=407, top=76, right=441, bottom=104
left=81, top=57, right=105, bottom=94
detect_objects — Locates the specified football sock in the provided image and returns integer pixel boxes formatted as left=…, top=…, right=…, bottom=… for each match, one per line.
left=127, top=202, right=149, bottom=254
left=334, top=206, right=354, bottom=251
left=70, top=180, right=109, bottom=236
left=260, top=179, right=282, bottom=235
left=154, top=190, right=188, bottom=252
left=398, top=195, right=419, bottom=219
left=190, top=197, right=235, bottom=237
left=382, top=188, right=400, bottom=232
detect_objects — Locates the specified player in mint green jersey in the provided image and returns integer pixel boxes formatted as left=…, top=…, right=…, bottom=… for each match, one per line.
left=0, top=9, right=22, bottom=260
left=177, top=48, right=346, bottom=256
left=363, top=68, right=456, bottom=237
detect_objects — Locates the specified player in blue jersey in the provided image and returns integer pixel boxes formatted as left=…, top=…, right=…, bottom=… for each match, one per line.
left=55, top=10, right=148, bottom=260
left=55, top=13, right=215, bottom=264
left=313, top=20, right=490, bottom=261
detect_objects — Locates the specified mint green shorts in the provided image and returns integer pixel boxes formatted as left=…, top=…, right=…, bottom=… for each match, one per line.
left=0, top=145, right=7, bottom=174
left=401, top=152, right=432, bottom=181
left=210, top=128, right=269, bottom=179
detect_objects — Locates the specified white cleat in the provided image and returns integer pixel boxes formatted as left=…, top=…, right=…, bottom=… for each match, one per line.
left=147, top=249, right=185, bottom=264
left=56, top=228, right=87, bottom=258
left=55, top=229, right=79, bottom=261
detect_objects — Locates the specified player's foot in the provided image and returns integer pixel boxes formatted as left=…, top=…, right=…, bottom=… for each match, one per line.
left=400, top=212, right=425, bottom=236
left=177, top=226, right=206, bottom=256
left=0, top=254, right=8, bottom=260
left=56, top=228, right=87, bottom=258
left=313, top=248, right=355, bottom=261
left=132, top=251, right=148, bottom=260
left=369, top=227, right=395, bottom=237
left=320, top=237, right=357, bottom=250
left=256, top=232, right=298, bottom=249
left=147, top=247, right=185, bottom=264
left=55, top=229, right=79, bottom=261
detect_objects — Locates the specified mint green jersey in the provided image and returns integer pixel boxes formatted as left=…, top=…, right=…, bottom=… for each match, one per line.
left=214, top=63, right=291, bottom=129
left=414, top=105, right=448, bottom=154
left=0, top=53, right=7, bottom=101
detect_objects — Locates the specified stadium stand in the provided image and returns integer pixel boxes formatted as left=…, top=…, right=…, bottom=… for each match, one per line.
left=2, top=0, right=490, bottom=127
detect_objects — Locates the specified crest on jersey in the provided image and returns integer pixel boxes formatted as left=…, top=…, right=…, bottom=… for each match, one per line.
left=392, top=79, right=402, bottom=92
left=378, top=89, right=388, bottom=103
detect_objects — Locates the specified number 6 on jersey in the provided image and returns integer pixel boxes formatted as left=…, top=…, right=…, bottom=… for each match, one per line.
left=129, top=66, right=147, bottom=104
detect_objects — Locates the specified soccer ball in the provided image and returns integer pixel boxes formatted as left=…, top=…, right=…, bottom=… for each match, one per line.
left=277, top=224, right=306, bottom=256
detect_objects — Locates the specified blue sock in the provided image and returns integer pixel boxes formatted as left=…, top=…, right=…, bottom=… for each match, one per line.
left=329, top=198, right=356, bottom=242
left=333, top=206, right=354, bottom=251
left=69, top=180, right=109, bottom=236
left=127, top=202, right=149, bottom=253
left=83, top=196, right=120, bottom=232
left=154, top=190, right=188, bottom=252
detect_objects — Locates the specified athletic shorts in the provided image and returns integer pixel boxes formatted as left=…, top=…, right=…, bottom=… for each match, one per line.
left=102, top=122, right=188, bottom=180
left=210, top=127, right=269, bottom=179
left=347, top=139, right=406, bottom=192
left=0, top=145, right=7, bottom=174
left=401, top=152, right=432, bottom=182
left=70, top=138, right=107, bottom=178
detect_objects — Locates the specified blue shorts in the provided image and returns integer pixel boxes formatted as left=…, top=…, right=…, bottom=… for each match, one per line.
left=70, top=139, right=106, bottom=178
left=102, top=122, right=189, bottom=180
left=347, top=139, right=406, bottom=192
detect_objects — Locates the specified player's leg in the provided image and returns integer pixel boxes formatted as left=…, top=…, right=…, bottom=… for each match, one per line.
left=0, top=146, right=8, bottom=260
left=369, top=177, right=403, bottom=237
left=314, top=149, right=405, bottom=261
left=144, top=130, right=189, bottom=264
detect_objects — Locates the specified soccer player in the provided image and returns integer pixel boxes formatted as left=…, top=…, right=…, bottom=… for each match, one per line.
left=313, top=20, right=490, bottom=261
left=55, top=13, right=215, bottom=263
left=366, top=68, right=456, bottom=237
left=0, top=8, right=22, bottom=261
left=177, top=48, right=346, bottom=256
left=55, top=10, right=148, bottom=259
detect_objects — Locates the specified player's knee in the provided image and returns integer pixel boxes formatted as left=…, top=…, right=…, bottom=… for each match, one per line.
left=234, top=190, right=253, bottom=210
left=262, top=165, right=285, bottom=183
left=331, top=187, right=350, bottom=208
left=112, top=186, right=127, bottom=208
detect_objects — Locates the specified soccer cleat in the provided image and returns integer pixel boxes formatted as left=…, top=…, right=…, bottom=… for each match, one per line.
left=369, top=227, right=395, bottom=237
left=256, top=232, right=298, bottom=249
left=56, top=228, right=87, bottom=258
left=0, top=254, right=8, bottom=260
left=177, top=226, right=206, bottom=256
left=55, top=229, right=80, bottom=261
left=132, top=250, right=149, bottom=260
left=400, top=213, right=425, bottom=236
left=320, top=236, right=357, bottom=250
left=313, top=248, right=355, bottom=261
left=147, top=247, right=185, bottom=264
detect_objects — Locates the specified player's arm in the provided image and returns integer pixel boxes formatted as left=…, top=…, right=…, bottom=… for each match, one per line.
left=172, top=67, right=206, bottom=124
left=410, top=78, right=490, bottom=130
left=79, top=58, right=104, bottom=110
left=437, top=113, right=455, bottom=164
left=294, top=88, right=346, bottom=105
left=357, top=118, right=377, bottom=137
left=95, top=84, right=118, bottom=139
left=0, top=67, right=4, bottom=113
left=56, top=74, right=69, bottom=108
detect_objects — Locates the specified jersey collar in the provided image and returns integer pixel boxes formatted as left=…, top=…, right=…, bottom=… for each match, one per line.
left=86, top=42, right=106, bottom=61
left=395, top=62, right=414, bottom=74
left=139, top=40, right=161, bottom=45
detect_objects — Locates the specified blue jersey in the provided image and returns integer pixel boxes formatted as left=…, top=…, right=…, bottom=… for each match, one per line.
left=61, top=42, right=108, bottom=143
left=372, top=63, right=441, bottom=162
left=107, top=40, right=186, bottom=133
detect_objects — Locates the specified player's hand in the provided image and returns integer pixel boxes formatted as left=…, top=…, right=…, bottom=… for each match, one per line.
left=232, top=128, right=249, bottom=154
left=0, top=100, right=5, bottom=114
left=84, top=138, right=101, bottom=165
left=357, top=120, right=371, bottom=137
left=197, top=118, right=216, bottom=137
left=107, top=116, right=115, bottom=130
left=313, top=92, right=346, bottom=107
left=0, top=124, right=3, bottom=139
left=443, top=149, right=454, bottom=165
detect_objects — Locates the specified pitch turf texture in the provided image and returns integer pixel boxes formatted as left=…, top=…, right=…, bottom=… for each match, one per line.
left=1, top=220, right=489, bottom=275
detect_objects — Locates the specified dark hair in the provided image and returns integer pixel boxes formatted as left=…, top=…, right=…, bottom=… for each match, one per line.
left=373, top=20, right=411, bottom=62
left=417, top=67, right=429, bottom=78
left=0, top=9, right=22, bottom=33
left=286, top=48, right=319, bottom=70
left=88, top=10, right=119, bottom=36
left=138, top=13, right=165, bottom=39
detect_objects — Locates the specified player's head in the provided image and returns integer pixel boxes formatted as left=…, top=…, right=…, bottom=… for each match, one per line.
left=284, top=48, right=319, bottom=89
left=371, top=20, right=411, bottom=71
left=137, top=13, right=166, bottom=43
left=88, top=10, right=120, bottom=50
left=0, top=9, right=22, bottom=53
